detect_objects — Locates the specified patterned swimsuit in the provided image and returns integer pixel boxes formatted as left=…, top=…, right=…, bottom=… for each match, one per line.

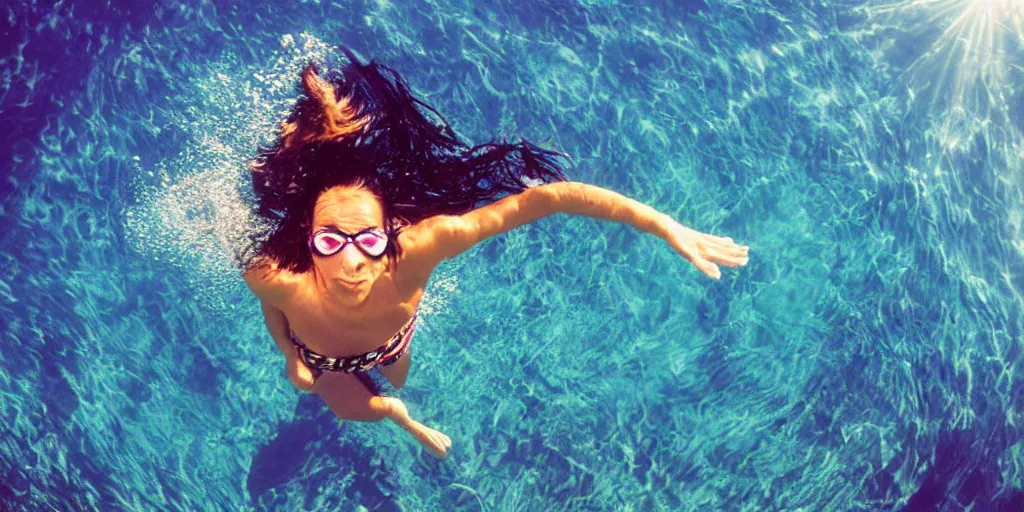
left=289, top=311, right=418, bottom=375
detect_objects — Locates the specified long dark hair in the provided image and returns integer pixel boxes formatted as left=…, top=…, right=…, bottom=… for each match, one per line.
left=240, top=48, right=570, bottom=275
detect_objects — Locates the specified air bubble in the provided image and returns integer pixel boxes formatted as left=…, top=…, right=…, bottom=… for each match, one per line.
left=125, top=34, right=344, bottom=314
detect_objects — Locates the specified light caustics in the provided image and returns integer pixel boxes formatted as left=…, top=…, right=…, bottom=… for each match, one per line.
left=861, top=0, right=1024, bottom=152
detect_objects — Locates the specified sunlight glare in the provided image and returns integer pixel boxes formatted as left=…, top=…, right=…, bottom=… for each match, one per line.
left=860, top=0, right=1024, bottom=153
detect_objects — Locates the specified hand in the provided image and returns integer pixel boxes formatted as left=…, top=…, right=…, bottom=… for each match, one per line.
left=662, top=216, right=749, bottom=280
left=286, top=356, right=318, bottom=391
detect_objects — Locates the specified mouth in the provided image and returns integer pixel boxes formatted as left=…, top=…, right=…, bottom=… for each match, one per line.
left=337, top=278, right=366, bottom=287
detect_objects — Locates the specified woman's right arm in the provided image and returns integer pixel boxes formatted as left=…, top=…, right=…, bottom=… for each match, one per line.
left=259, top=300, right=317, bottom=391
left=243, top=262, right=296, bottom=359
left=243, top=264, right=316, bottom=390
left=259, top=301, right=296, bottom=360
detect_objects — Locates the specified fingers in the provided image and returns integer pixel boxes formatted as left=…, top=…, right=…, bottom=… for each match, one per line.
left=708, top=264, right=721, bottom=280
left=671, top=227, right=750, bottom=278
left=707, top=248, right=749, bottom=267
left=699, top=239, right=749, bottom=265
left=289, top=373, right=314, bottom=392
left=299, top=366, right=318, bottom=389
left=716, top=247, right=750, bottom=266
left=288, top=375, right=306, bottom=391
left=705, top=234, right=749, bottom=253
left=287, top=358, right=318, bottom=391
left=692, top=255, right=721, bottom=280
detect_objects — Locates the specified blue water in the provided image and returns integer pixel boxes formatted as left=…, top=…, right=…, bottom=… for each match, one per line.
left=2, top=0, right=1023, bottom=510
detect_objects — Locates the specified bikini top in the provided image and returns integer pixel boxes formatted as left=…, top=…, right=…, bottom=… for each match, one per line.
left=289, top=310, right=418, bottom=373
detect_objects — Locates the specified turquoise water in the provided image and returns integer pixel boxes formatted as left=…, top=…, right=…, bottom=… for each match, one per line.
left=2, top=0, right=1023, bottom=510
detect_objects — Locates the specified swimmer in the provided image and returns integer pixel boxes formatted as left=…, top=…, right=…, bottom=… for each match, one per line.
left=241, top=49, right=749, bottom=460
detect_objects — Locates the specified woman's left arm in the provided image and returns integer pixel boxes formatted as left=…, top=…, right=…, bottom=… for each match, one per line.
left=535, top=182, right=749, bottom=280
left=402, top=181, right=748, bottom=283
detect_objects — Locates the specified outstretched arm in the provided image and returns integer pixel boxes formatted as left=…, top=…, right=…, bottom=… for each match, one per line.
left=397, top=181, right=749, bottom=286
left=529, top=182, right=749, bottom=279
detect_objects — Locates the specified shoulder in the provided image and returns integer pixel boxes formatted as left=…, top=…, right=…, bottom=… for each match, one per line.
left=242, top=256, right=304, bottom=305
left=392, top=215, right=457, bottom=295
left=395, top=215, right=454, bottom=247
left=395, top=215, right=459, bottom=263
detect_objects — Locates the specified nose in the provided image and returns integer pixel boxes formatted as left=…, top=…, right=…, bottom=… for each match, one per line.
left=338, top=243, right=366, bottom=275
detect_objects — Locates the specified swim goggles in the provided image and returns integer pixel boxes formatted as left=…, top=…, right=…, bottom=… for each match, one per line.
left=309, top=227, right=389, bottom=258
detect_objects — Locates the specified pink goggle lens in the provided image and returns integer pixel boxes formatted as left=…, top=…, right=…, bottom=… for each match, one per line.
left=312, top=234, right=342, bottom=254
left=353, top=232, right=387, bottom=255
left=312, top=230, right=387, bottom=257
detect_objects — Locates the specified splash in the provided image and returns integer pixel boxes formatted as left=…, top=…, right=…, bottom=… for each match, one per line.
left=123, top=33, right=349, bottom=311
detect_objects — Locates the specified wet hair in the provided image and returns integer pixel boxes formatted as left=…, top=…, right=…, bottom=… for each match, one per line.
left=240, top=48, right=570, bottom=275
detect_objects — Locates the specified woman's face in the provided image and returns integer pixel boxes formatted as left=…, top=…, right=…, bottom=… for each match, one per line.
left=310, top=185, right=389, bottom=304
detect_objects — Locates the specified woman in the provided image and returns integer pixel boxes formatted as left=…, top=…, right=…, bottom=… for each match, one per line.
left=241, top=49, right=749, bottom=459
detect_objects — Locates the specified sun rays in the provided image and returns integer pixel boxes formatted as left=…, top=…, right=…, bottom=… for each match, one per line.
left=860, top=0, right=1024, bottom=152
